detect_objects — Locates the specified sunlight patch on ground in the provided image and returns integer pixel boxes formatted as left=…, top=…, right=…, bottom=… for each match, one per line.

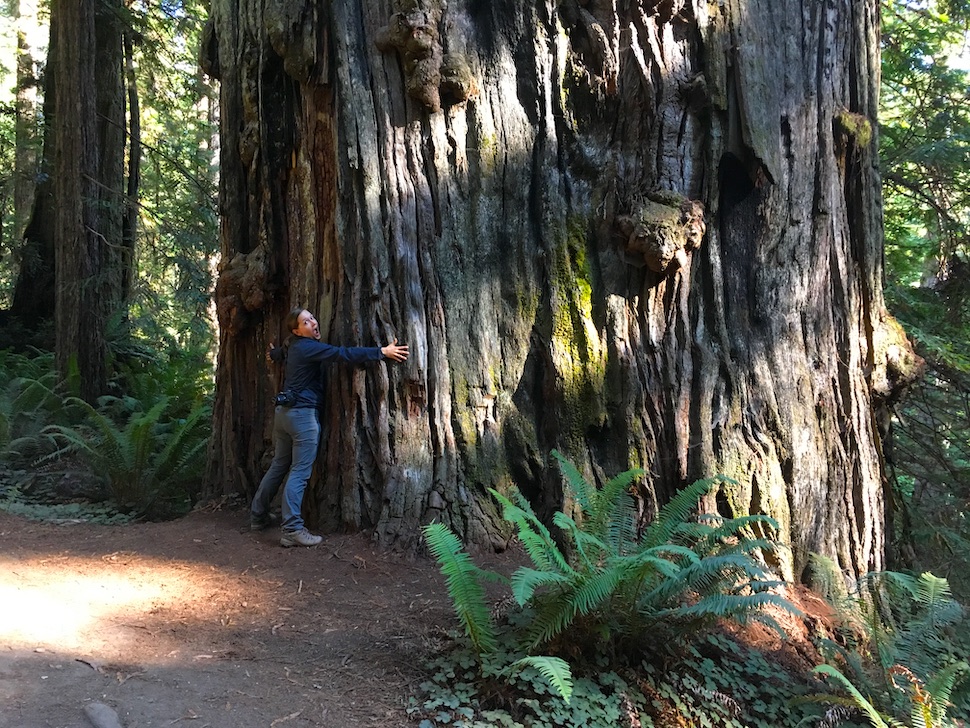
left=0, top=555, right=228, bottom=657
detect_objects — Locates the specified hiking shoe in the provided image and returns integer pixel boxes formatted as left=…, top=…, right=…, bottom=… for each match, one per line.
left=250, top=512, right=280, bottom=531
left=280, top=528, right=323, bottom=548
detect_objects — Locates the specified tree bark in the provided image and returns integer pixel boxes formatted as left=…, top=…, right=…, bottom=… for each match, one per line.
left=11, top=3, right=56, bottom=325
left=13, top=0, right=43, bottom=247
left=205, top=0, right=920, bottom=578
left=48, top=0, right=126, bottom=399
left=121, top=29, right=140, bottom=305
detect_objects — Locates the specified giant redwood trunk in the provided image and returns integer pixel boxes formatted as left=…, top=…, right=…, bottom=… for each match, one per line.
left=203, top=0, right=920, bottom=579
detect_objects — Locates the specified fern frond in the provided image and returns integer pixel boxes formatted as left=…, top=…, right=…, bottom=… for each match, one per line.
left=671, top=553, right=773, bottom=596
left=422, top=522, right=498, bottom=654
left=509, top=656, right=574, bottom=703
left=613, top=546, right=689, bottom=594
left=657, top=591, right=799, bottom=626
left=523, top=569, right=623, bottom=648
left=588, top=468, right=642, bottom=537
left=551, top=450, right=642, bottom=550
left=635, top=551, right=788, bottom=621
left=689, top=514, right=780, bottom=554
left=522, top=590, right=582, bottom=648
left=551, top=450, right=596, bottom=514
left=490, top=488, right=574, bottom=575
left=813, top=664, right=897, bottom=728
left=792, top=692, right=906, bottom=728
left=551, top=511, right=608, bottom=571
left=866, top=571, right=964, bottom=681
left=924, top=660, right=969, bottom=723
left=151, top=404, right=209, bottom=485
left=642, top=476, right=728, bottom=549
left=568, top=565, right=624, bottom=617
left=912, top=572, right=960, bottom=625
left=510, top=567, right=572, bottom=606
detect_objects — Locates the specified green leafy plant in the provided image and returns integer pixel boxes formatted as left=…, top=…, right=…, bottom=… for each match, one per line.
left=0, top=350, right=83, bottom=463
left=44, top=395, right=209, bottom=517
left=424, top=521, right=503, bottom=654
left=803, top=571, right=969, bottom=727
left=422, top=450, right=799, bottom=713
left=499, top=452, right=795, bottom=651
left=0, top=484, right=133, bottom=525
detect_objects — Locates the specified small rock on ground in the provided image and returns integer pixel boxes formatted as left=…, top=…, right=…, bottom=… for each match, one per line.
left=83, top=702, right=124, bottom=728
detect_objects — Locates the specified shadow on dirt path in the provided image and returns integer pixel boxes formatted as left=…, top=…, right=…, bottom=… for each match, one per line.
left=0, top=508, right=461, bottom=728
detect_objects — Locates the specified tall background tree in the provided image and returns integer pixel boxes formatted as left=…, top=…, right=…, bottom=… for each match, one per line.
left=202, top=0, right=921, bottom=579
left=2, top=0, right=217, bottom=399
left=50, top=0, right=128, bottom=399
left=879, top=0, right=970, bottom=594
left=0, top=0, right=46, bottom=306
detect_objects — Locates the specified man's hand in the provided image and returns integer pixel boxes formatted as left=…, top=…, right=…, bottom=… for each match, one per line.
left=381, top=339, right=409, bottom=362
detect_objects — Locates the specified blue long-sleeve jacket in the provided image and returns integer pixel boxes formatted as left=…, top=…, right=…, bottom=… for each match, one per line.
left=272, top=336, right=383, bottom=409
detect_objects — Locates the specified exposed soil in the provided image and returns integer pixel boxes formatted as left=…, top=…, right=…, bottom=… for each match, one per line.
left=0, top=505, right=468, bottom=728
left=1, top=501, right=838, bottom=728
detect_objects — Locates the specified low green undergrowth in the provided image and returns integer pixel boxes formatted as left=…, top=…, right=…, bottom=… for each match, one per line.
left=407, top=629, right=836, bottom=727
left=0, top=346, right=211, bottom=520
left=0, top=486, right=133, bottom=525
left=415, top=451, right=817, bottom=726
left=802, top=564, right=970, bottom=728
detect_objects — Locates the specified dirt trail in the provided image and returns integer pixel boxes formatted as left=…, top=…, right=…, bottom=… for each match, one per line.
left=0, top=508, right=458, bottom=728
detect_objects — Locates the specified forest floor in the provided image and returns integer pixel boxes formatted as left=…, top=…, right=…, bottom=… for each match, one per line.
left=0, top=503, right=499, bottom=728
left=0, top=498, right=837, bottom=728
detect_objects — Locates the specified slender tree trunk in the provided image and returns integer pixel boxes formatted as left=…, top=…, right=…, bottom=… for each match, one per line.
left=49, top=0, right=126, bottom=399
left=205, top=0, right=920, bottom=578
left=122, top=29, right=140, bottom=304
left=11, top=7, right=57, bottom=324
left=13, top=0, right=43, bottom=246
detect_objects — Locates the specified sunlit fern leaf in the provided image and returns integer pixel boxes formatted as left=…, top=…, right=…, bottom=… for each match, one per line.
left=866, top=571, right=964, bottom=682
left=422, top=522, right=498, bottom=654
left=509, top=655, right=574, bottom=703
left=911, top=572, right=960, bottom=628
left=490, top=488, right=574, bottom=575
left=791, top=693, right=901, bottom=727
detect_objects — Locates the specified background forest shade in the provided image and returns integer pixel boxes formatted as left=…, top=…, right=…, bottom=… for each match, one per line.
left=0, top=0, right=218, bottom=351
left=0, top=1, right=967, bottom=589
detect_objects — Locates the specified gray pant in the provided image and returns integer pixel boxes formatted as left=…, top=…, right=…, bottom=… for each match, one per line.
left=251, top=406, right=321, bottom=533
